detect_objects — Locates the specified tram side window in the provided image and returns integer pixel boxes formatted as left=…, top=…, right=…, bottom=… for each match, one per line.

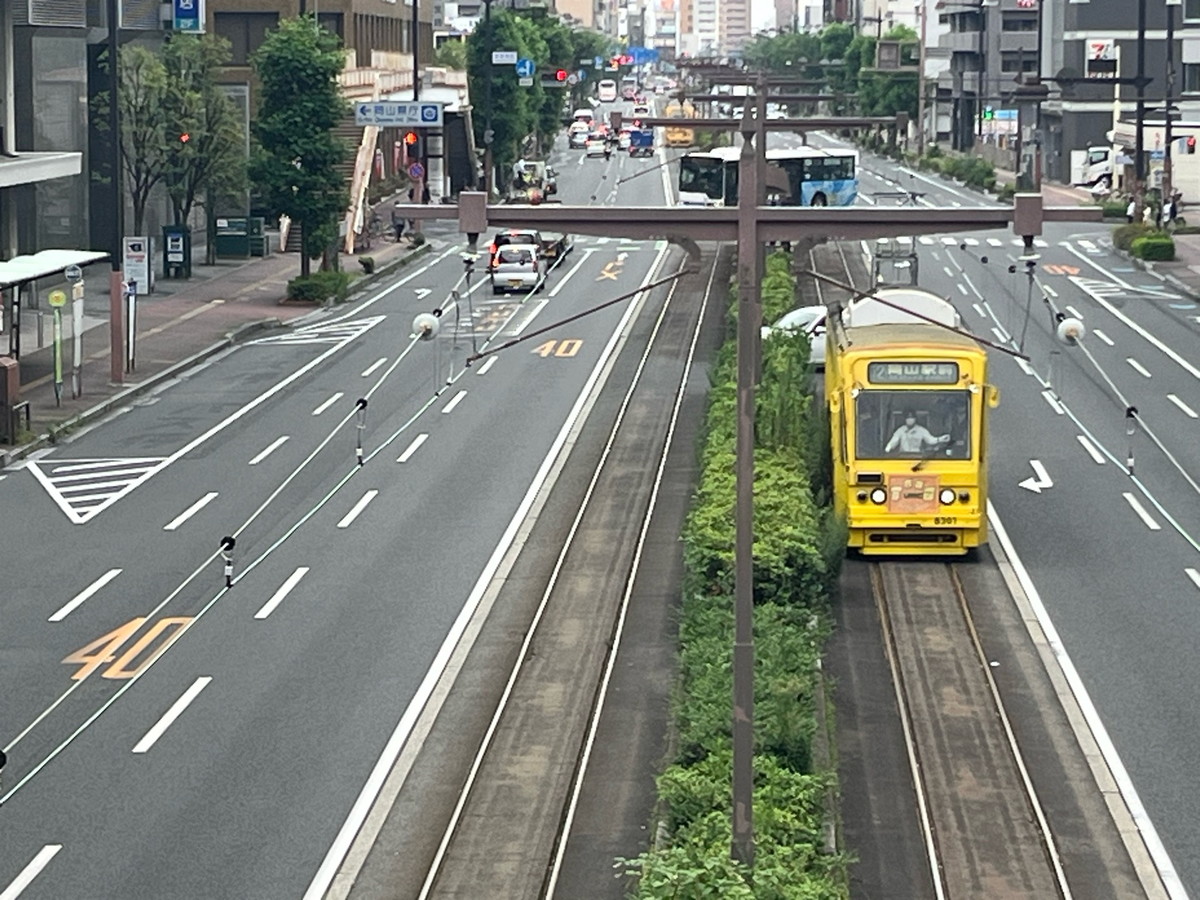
left=855, top=391, right=971, bottom=459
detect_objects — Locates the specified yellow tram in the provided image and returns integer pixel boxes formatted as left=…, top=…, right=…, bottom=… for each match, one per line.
left=825, top=288, right=1000, bottom=555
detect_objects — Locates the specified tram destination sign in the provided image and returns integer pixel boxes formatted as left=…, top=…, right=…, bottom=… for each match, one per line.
left=867, top=361, right=959, bottom=384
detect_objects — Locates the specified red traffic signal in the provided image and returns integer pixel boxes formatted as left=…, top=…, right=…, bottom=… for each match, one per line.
left=179, top=132, right=190, bottom=143
left=1188, top=135, right=1197, bottom=154
left=556, top=69, right=568, bottom=81
left=403, top=131, right=419, bottom=146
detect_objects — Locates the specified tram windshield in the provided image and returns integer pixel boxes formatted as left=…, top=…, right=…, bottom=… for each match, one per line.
left=855, top=390, right=971, bottom=460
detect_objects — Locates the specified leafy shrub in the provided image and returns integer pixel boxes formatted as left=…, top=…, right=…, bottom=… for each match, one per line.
left=1112, top=223, right=1153, bottom=252
left=358, top=255, right=375, bottom=274
left=1131, top=234, right=1176, bottom=260
left=409, top=232, right=427, bottom=247
left=286, top=269, right=351, bottom=303
left=994, top=184, right=1016, bottom=203
left=1099, top=201, right=1128, bottom=219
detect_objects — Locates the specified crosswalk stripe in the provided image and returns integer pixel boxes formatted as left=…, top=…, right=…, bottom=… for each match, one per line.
left=249, top=315, right=385, bottom=347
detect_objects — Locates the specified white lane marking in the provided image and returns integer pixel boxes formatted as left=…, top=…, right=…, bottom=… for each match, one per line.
left=397, top=433, right=429, bottom=463
left=1042, top=285, right=1058, bottom=298
left=1187, top=568, right=1200, bottom=591
left=476, top=356, right=498, bottom=376
left=249, top=436, right=289, bottom=466
left=1042, top=390, right=1065, bottom=414
left=987, top=237, right=1003, bottom=247
left=163, top=492, right=219, bottom=531
left=337, top=490, right=378, bottom=529
left=973, top=302, right=987, bottom=318
left=1123, top=492, right=1162, bottom=530
left=992, top=326, right=1009, bottom=344
left=944, top=266, right=954, bottom=278
left=1094, top=329, right=1114, bottom=346
left=441, top=390, right=467, bottom=414
left=957, top=284, right=968, bottom=295
left=132, top=677, right=213, bottom=753
left=255, top=567, right=310, bottom=619
left=1168, top=394, right=1198, bottom=418
left=1065, top=305, right=1082, bottom=319
left=1, top=845, right=63, bottom=900
left=1016, top=358, right=1034, bottom=376
left=1126, top=358, right=1152, bottom=377
left=1066, top=250, right=1200, bottom=380
left=987, top=503, right=1186, bottom=898
left=1077, top=434, right=1107, bottom=464
left=312, top=393, right=344, bottom=416
left=859, top=192, right=876, bottom=205
left=361, top=357, right=387, bottom=378
left=941, top=236, right=957, bottom=246
left=0, top=475, right=6, bottom=482
left=962, top=237, right=979, bottom=246
left=301, top=239, right=675, bottom=900
left=49, top=568, right=123, bottom=622
left=919, top=236, right=935, bottom=245
left=1035, top=238, right=1049, bottom=248
left=548, top=247, right=597, bottom=298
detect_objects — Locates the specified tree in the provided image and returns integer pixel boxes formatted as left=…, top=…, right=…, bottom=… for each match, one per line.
left=466, top=11, right=538, bottom=180
left=250, top=16, right=349, bottom=277
left=119, top=45, right=170, bottom=237
left=435, top=38, right=468, bottom=70
left=161, top=34, right=246, bottom=230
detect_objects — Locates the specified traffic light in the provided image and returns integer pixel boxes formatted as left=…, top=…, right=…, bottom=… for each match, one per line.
left=556, top=68, right=568, bottom=81
left=179, top=132, right=191, bottom=143
left=402, top=130, right=422, bottom=161
left=983, top=106, right=994, bottom=120
left=1188, top=135, right=1196, bottom=155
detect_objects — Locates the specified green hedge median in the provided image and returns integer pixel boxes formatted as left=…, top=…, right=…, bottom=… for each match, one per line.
left=620, top=250, right=848, bottom=898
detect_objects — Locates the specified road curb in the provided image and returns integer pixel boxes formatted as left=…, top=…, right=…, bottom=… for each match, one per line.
left=1, top=318, right=279, bottom=470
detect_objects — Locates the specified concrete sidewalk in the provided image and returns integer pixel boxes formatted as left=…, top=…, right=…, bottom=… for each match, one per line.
left=992, top=166, right=1098, bottom=206
left=1, top=233, right=437, bottom=467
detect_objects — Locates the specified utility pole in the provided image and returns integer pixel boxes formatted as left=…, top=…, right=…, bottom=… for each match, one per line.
left=1135, top=0, right=1147, bottom=218
left=482, top=0, right=495, bottom=198
left=105, top=0, right=125, bottom=386
left=1164, top=0, right=1179, bottom=217
left=917, top=0, right=927, bottom=156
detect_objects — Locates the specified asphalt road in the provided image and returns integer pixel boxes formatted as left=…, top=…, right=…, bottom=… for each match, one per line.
left=0, top=108, right=676, bottom=900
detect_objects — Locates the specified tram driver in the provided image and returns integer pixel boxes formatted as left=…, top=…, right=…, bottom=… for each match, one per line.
left=885, top=410, right=950, bottom=456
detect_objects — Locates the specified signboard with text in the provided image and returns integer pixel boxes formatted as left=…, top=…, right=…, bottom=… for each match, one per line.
left=355, top=102, right=444, bottom=128
left=173, top=0, right=205, bottom=33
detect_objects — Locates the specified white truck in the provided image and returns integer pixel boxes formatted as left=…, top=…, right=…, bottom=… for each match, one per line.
left=1071, top=121, right=1200, bottom=201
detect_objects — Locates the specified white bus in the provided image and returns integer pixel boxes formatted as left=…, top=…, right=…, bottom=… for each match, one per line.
left=677, top=145, right=859, bottom=207
left=597, top=79, right=618, bottom=103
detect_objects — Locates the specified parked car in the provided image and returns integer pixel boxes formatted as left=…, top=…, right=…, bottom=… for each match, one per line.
left=761, top=306, right=827, bottom=368
left=490, top=244, right=543, bottom=294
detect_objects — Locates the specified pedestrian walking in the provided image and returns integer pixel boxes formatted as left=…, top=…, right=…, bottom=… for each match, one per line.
left=391, top=204, right=404, bottom=242
left=1126, top=198, right=1136, bottom=223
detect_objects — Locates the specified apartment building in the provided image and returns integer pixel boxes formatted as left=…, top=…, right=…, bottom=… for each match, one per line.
left=720, top=0, right=751, bottom=55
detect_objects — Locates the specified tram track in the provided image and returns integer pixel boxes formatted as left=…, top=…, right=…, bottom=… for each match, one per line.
left=333, top=245, right=727, bottom=900
left=870, top=559, right=1071, bottom=899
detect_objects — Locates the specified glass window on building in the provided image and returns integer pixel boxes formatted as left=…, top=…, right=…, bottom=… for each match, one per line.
left=214, top=12, right=280, bottom=66
left=1185, top=0, right=1200, bottom=21
left=1000, top=14, right=1038, bottom=31
left=1184, top=63, right=1200, bottom=93
left=1000, top=52, right=1038, bottom=74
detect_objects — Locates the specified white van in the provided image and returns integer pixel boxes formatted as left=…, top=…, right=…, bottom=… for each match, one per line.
left=569, top=120, right=590, bottom=148
left=572, top=108, right=594, bottom=124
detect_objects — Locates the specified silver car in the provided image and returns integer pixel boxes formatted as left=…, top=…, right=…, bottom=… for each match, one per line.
left=761, top=306, right=827, bottom=368
left=490, top=243, right=544, bottom=294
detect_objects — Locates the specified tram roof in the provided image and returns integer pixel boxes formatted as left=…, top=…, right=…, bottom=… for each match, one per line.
left=837, top=322, right=984, bottom=353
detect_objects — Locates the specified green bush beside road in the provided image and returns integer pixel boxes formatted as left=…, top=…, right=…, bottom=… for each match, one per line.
left=622, top=252, right=848, bottom=898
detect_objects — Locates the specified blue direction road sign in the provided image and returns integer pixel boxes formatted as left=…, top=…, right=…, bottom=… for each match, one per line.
left=516, top=58, right=536, bottom=78
left=355, top=102, right=444, bottom=128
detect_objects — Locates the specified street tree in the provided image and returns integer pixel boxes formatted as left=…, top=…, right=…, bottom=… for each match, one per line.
left=435, top=38, right=468, bottom=70
left=466, top=11, right=537, bottom=180
left=118, top=45, right=170, bottom=237
left=161, top=34, right=246, bottom=231
left=250, top=16, right=349, bottom=277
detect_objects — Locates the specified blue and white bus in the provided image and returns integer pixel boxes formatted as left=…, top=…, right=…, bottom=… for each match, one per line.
left=677, top=145, right=858, bottom=207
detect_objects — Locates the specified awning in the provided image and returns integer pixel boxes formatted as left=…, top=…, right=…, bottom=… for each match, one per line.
left=0, top=249, right=109, bottom=291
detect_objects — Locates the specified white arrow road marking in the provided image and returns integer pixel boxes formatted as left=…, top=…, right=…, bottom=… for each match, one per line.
left=1187, top=568, right=1200, bottom=591
left=1, top=845, right=62, bottom=900
left=1019, top=459, right=1054, bottom=493
left=414, top=288, right=432, bottom=300
left=248, top=316, right=384, bottom=346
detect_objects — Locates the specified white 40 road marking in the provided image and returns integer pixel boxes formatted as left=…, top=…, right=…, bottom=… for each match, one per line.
left=1019, top=459, right=1054, bottom=493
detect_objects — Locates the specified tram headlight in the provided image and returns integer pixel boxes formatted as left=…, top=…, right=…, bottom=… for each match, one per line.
left=856, top=490, right=868, bottom=502
left=870, top=488, right=887, bottom=505
left=939, top=488, right=957, bottom=505
left=958, top=491, right=970, bottom=503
